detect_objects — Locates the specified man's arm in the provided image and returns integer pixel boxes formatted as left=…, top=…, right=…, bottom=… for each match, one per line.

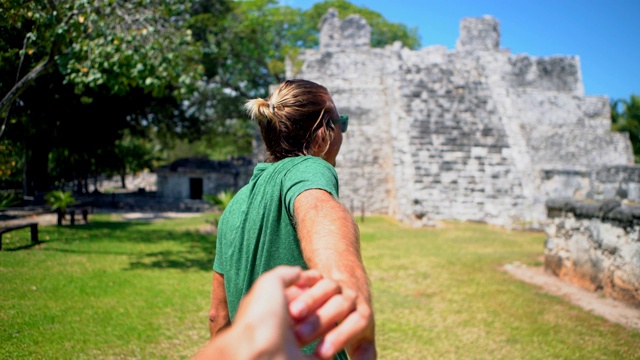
left=293, top=189, right=376, bottom=359
left=208, top=271, right=230, bottom=338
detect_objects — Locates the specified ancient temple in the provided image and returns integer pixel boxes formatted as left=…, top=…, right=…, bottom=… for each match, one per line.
left=277, top=9, right=634, bottom=229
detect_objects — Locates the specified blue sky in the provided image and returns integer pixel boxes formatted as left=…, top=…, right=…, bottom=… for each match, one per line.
left=285, top=0, right=639, bottom=101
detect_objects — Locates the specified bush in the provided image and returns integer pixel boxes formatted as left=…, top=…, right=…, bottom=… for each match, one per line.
left=0, top=192, right=21, bottom=209
left=45, top=190, right=76, bottom=225
left=204, top=190, right=235, bottom=212
left=204, top=190, right=236, bottom=232
left=45, top=190, right=76, bottom=213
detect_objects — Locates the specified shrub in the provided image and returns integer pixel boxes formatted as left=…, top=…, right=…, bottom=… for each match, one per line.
left=45, top=190, right=76, bottom=225
left=204, top=189, right=236, bottom=212
left=0, top=192, right=21, bottom=209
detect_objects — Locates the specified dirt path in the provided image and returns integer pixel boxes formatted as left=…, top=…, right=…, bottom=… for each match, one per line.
left=0, top=211, right=203, bottom=228
left=503, top=262, right=640, bottom=331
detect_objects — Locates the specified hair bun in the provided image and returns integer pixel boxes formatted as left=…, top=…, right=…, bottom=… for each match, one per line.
left=245, top=98, right=274, bottom=123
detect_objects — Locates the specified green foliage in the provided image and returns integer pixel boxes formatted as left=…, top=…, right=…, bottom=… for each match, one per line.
left=204, top=189, right=236, bottom=230
left=611, top=95, right=640, bottom=163
left=0, top=191, right=21, bottom=209
left=193, top=0, right=420, bottom=104
left=164, top=119, right=254, bottom=162
left=115, top=130, right=166, bottom=175
left=1, top=0, right=420, bottom=195
left=0, top=141, right=22, bottom=188
left=0, top=1, right=218, bottom=194
left=301, top=0, right=421, bottom=50
left=204, top=189, right=236, bottom=212
left=1, top=0, right=203, bottom=106
left=44, top=190, right=76, bottom=213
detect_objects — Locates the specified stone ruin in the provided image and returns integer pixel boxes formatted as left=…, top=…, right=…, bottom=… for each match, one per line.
left=268, top=9, right=639, bottom=306
left=281, top=9, right=633, bottom=228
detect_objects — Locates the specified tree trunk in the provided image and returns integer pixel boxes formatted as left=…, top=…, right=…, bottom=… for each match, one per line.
left=83, top=176, right=89, bottom=194
left=93, top=176, right=99, bottom=193
left=56, top=210, right=65, bottom=226
left=75, top=179, right=82, bottom=194
left=22, top=133, right=52, bottom=198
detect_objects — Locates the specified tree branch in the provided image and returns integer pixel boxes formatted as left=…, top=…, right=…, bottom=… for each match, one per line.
left=0, top=57, right=55, bottom=139
left=0, top=6, right=79, bottom=139
left=0, top=30, right=34, bottom=139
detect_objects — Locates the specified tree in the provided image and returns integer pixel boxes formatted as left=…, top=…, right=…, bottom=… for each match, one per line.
left=0, top=0, right=210, bottom=196
left=1, top=0, right=420, bottom=197
left=113, top=130, right=165, bottom=189
left=611, top=95, right=640, bottom=163
left=0, top=0, right=202, bottom=123
left=300, top=0, right=421, bottom=50
left=196, top=0, right=420, bottom=99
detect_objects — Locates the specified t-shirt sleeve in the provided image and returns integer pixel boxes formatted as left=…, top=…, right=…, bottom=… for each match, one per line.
left=283, top=157, right=339, bottom=219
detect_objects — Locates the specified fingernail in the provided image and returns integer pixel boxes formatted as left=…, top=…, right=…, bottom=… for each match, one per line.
left=316, top=340, right=333, bottom=358
left=290, top=301, right=306, bottom=317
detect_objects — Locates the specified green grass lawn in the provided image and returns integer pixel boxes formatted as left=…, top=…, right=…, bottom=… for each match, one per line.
left=1, top=214, right=638, bottom=359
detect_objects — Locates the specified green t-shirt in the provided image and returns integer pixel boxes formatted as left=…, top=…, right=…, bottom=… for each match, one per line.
left=213, top=155, right=347, bottom=359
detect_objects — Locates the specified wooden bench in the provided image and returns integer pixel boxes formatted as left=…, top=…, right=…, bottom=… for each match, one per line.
left=0, top=223, right=39, bottom=250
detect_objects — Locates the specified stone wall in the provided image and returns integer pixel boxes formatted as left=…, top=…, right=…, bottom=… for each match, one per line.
left=87, top=171, right=158, bottom=193
left=542, top=166, right=640, bottom=202
left=286, top=9, right=633, bottom=228
left=545, top=198, right=640, bottom=306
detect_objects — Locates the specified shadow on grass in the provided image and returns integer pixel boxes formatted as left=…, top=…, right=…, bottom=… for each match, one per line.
left=127, top=229, right=217, bottom=272
left=3, top=242, right=41, bottom=251
left=23, top=220, right=218, bottom=272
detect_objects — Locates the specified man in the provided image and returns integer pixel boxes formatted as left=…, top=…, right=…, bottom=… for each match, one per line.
left=208, top=80, right=375, bottom=359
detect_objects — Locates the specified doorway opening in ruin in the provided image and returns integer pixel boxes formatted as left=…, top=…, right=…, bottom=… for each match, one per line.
left=189, top=178, right=203, bottom=200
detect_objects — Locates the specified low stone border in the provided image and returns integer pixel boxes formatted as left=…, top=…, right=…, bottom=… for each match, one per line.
left=545, top=198, right=640, bottom=307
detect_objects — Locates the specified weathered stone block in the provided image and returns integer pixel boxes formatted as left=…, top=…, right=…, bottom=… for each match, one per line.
left=545, top=199, right=640, bottom=306
left=456, top=15, right=500, bottom=51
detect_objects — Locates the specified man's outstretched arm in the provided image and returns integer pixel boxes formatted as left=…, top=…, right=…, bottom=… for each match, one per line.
left=293, top=189, right=376, bottom=359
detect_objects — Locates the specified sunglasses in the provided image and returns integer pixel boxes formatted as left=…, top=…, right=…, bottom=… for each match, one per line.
left=332, top=115, right=349, bottom=133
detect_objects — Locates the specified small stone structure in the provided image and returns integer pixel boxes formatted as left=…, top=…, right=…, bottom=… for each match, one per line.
left=282, top=10, right=633, bottom=229
left=545, top=198, right=640, bottom=306
left=155, top=157, right=254, bottom=200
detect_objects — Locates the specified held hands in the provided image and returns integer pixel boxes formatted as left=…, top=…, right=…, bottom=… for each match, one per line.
left=289, top=276, right=376, bottom=359
left=194, top=266, right=369, bottom=360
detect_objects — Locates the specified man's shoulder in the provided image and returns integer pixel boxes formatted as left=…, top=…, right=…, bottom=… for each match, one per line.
left=278, top=156, right=334, bottom=172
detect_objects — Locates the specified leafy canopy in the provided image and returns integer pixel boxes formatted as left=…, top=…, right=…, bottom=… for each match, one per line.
left=301, top=0, right=421, bottom=50
left=611, top=94, right=640, bottom=163
left=0, top=0, right=203, bottom=118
